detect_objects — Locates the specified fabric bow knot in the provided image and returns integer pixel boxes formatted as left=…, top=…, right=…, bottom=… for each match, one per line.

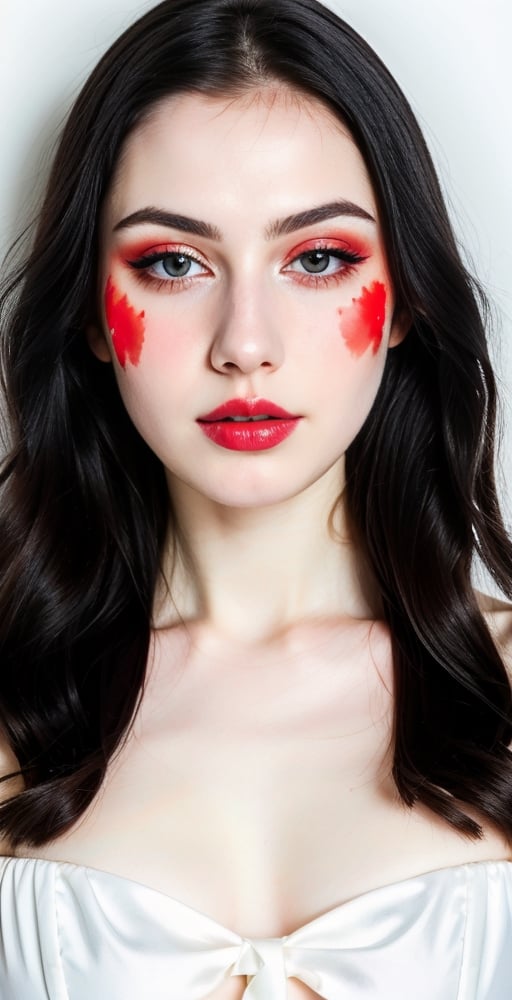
left=230, top=936, right=322, bottom=998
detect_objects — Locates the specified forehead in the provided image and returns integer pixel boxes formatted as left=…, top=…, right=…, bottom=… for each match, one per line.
left=105, top=87, right=377, bottom=229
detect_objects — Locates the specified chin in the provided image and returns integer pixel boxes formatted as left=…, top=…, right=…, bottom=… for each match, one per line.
left=197, top=484, right=305, bottom=510
left=168, top=460, right=344, bottom=512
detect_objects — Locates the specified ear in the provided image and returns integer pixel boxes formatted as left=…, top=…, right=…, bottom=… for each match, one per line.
left=86, top=323, right=112, bottom=363
left=388, top=307, right=412, bottom=349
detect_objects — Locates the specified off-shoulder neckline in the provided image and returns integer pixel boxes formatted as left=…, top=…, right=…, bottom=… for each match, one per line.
left=1, top=854, right=511, bottom=941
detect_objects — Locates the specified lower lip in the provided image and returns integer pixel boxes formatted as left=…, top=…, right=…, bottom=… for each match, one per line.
left=197, top=418, right=300, bottom=451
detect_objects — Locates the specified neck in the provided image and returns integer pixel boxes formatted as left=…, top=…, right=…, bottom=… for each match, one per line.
left=154, top=469, right=380, bottom=644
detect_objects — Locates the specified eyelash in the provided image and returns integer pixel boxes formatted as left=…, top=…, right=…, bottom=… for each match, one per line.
left=126, top=243, right=367, bottom=293
left=287, top=247, right=366, bottom=288
left=128, top=247, right=209, bottom=293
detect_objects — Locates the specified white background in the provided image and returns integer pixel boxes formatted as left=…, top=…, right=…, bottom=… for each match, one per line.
left=1, top=0, right=511, bottom=586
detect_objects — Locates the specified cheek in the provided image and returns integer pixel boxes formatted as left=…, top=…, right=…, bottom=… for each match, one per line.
left=104, top=275, right=145, bottom=367
left=337, top=280, right=387, bottom=358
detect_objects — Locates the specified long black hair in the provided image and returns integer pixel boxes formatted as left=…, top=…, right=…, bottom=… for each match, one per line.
left=1, top=0, right=511, bottom=847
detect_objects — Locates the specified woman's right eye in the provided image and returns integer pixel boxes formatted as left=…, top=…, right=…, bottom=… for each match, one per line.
left=150, top=253, right=206, bottom=279
left=128, top=249, right=209, bottom=283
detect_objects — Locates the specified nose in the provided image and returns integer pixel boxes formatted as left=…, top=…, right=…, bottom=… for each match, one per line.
left=209, top=275, right=285, bottom=375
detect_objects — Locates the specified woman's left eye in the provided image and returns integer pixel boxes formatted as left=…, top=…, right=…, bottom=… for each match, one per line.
left=285, top=248, right=365, bottom=277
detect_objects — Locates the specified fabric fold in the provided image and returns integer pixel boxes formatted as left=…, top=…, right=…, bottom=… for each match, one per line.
left=1, top=856, right=512, bottom=999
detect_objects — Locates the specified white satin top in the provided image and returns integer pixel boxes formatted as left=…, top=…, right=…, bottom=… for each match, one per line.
left=0, top=856, right=511, bottom=998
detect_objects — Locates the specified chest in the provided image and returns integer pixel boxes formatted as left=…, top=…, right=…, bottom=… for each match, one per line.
left=22, top=623, right=510, bottom=959
left=34, top=623, right=393, bottom=900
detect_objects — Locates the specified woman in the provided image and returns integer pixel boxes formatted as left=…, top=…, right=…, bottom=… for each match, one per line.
left=0, top=0, right=511, bottom=996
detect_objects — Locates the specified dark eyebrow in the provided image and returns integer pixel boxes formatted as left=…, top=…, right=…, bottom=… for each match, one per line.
left=113, top=199, right=375, bottom=240
left=113, top=209, right=222, bottom=240
left=266, top=200, right=375, bottom=237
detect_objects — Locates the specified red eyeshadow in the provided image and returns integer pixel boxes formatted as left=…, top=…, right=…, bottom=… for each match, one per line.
left=119, top=240, right=176, bottom=260
left=284, top=233, right=371, bottom=263
left=104, top=275, right=145, bottom=367
left=338, top=281, right=386, bottom=357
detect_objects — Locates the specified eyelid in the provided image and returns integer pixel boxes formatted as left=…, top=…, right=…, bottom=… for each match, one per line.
left=122, top=241, right=212, bottom=269
left=282, top=235, right=371, bottom=265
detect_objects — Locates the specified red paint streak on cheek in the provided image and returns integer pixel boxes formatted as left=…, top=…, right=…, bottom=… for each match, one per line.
left=104, top=275, right=145, bottom=367
left=337, top=281, right=386, bottom=357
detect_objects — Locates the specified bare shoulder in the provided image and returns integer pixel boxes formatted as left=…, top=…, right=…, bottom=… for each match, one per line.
left=475, top=589, right=512, bottom=676
left=0, top=731, right=23, bottom=855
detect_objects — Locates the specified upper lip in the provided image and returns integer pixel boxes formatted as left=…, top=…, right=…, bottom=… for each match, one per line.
left=198, top=398, right=298, bottom=421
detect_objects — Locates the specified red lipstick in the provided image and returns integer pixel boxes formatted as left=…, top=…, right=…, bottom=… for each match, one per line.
left=197, top=398, right=300, bottom=451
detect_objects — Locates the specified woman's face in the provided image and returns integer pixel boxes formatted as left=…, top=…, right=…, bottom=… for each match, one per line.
left=92, top=88, right=407, bottom=508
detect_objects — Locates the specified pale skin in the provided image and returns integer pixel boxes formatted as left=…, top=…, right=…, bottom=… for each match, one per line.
left=1, top=87, right=512, bottom=1000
